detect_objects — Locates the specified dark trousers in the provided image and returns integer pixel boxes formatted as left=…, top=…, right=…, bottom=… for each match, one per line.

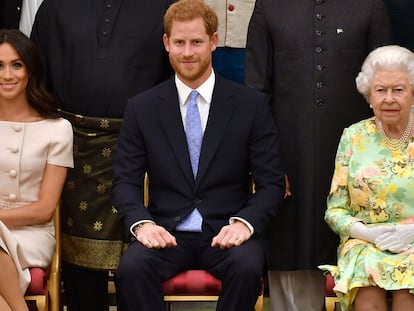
left=212, top=47, right=246, bottom=85
left=62, top=262, right=110, bottom=311
left=115, top=228, right=264, bottom=311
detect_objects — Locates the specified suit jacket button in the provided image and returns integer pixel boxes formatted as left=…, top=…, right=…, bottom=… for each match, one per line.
left=174, top=216, right=181, bottom=222
left=194, top=198, right=202, bottom=205
left=316, top=98, right=325, bottom=106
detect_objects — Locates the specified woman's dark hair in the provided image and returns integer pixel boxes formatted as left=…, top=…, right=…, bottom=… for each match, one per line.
left=0, top=28, right=59, bottom=118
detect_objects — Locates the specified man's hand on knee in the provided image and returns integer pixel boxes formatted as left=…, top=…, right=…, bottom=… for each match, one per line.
left=135, top=223, right=177, bottom=249
left=211, top=221, right=251, bottom=249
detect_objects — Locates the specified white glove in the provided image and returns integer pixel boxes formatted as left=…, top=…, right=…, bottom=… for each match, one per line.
left=375, top=224, right=414, bottom=253
left=349, top=222, right=394, bottom=244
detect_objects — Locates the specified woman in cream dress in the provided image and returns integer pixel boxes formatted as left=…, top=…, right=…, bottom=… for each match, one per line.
left=0, top=29, right=73, bottom=311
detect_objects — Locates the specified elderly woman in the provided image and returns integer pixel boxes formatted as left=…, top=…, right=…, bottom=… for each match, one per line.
left=320, top=45, right=414, bottom=311
left=0, top=29, right=73, bottom=311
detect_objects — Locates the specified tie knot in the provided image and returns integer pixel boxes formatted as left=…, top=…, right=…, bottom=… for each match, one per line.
left=189, top=90, right=198, bottom=103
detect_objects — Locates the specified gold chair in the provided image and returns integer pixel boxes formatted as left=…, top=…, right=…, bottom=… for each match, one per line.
left=143, top=174, right=264, bottom=311
left=24, top=205, right=61, bottom=311
left=325, top=273, right=339, bottom=311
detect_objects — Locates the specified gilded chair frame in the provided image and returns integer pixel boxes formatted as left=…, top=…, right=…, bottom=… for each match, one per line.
left=24, top=205, right=61, bottom=311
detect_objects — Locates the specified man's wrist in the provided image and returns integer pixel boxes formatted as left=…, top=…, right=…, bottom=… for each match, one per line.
left=229, top=217, right=254, bottom=236
left=130, top=220, right=155, bottom=237
left=133, top=223, right=145, bottom=237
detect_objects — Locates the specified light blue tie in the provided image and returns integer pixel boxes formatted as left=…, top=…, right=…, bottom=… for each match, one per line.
left=176, top=90, right=203, bottom=232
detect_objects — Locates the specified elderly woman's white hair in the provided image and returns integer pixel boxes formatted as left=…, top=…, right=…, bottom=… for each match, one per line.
left=356, top=45, right=414, bottom=100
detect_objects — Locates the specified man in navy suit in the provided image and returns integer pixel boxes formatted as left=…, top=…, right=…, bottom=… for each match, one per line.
left=112, top=0, right=285, bottom=310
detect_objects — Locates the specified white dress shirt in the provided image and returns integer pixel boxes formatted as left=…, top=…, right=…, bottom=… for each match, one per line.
left=19, top=0, right=44, bottom=36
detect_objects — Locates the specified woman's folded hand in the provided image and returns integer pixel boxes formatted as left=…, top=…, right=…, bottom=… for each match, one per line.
left=375, top=224, right=414, bottom=253
left=349, top=222, right=395, bottom=244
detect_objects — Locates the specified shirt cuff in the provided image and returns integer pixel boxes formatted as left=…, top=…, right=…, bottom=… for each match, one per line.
left=130, top=220, right=155, bottom=237
left=229, top=217, right=254, bottom=236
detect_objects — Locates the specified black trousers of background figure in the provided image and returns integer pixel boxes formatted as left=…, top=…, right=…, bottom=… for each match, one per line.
left=62, top=262, right=109, bottom=311
left=115, top=224, right=265, bottom=311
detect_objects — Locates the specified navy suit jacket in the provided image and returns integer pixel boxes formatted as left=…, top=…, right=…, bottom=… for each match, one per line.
left=112, top=75, right=285, bottom=239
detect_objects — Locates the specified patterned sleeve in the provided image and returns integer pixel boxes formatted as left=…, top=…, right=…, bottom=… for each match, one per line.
left=47, top=118, right=74, bottom=168
left=325, top=127, right=358, bottom=239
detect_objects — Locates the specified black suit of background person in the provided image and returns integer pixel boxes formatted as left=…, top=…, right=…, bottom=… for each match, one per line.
left=383, top=0, right=414, bottom=51
left=112, top=0, right=285, bottom=310
left=30, top=0, right=173, bottom=310
left=0, top=0, right=21, bottom=29
left=0, top=0, right=44, bottom=36
left=245, top=0, right=392, bottom=310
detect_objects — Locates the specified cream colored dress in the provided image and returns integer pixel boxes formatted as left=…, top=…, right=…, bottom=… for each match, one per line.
left=0, top=118, right=73, bottom=294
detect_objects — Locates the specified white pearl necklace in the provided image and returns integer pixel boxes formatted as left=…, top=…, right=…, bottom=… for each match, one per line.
left=377, top=114, right=413, bottom=150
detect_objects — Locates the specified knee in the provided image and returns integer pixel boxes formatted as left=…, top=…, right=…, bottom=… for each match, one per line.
left=354, top=286, right=387, bottom=311
left=392, top=289, right=414, bottom=308
left=116, top=244, right=153, bottom=281
left=226, top=251, right=263, bottom=280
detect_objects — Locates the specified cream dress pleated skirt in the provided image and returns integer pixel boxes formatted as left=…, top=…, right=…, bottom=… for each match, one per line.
left=0, top=215, right=55, bottom=293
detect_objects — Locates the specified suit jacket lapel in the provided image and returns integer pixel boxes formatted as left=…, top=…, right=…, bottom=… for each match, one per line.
left=196, top=77, right=237, bottom=186
left=157, top=79, right=195, bottom=186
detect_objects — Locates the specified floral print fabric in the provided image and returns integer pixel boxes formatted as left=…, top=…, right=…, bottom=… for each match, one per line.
left=320, top=117, right=414, bottom=310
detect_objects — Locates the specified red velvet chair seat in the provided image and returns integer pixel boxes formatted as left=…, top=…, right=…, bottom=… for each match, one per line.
left=325, top=272, right=336, bottom=297
left=24, top=206, right=61, bottom=311
left=325, top=273, right=339, bottom=311
left=163, top=270, right=222, bottom=295
left=162, top=269, right=264, bottom=311
left=26, top=267, right=49, bottom=295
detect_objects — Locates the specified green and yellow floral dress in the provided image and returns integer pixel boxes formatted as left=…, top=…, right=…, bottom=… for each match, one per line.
left=320, top=117, right=414, bottom=310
